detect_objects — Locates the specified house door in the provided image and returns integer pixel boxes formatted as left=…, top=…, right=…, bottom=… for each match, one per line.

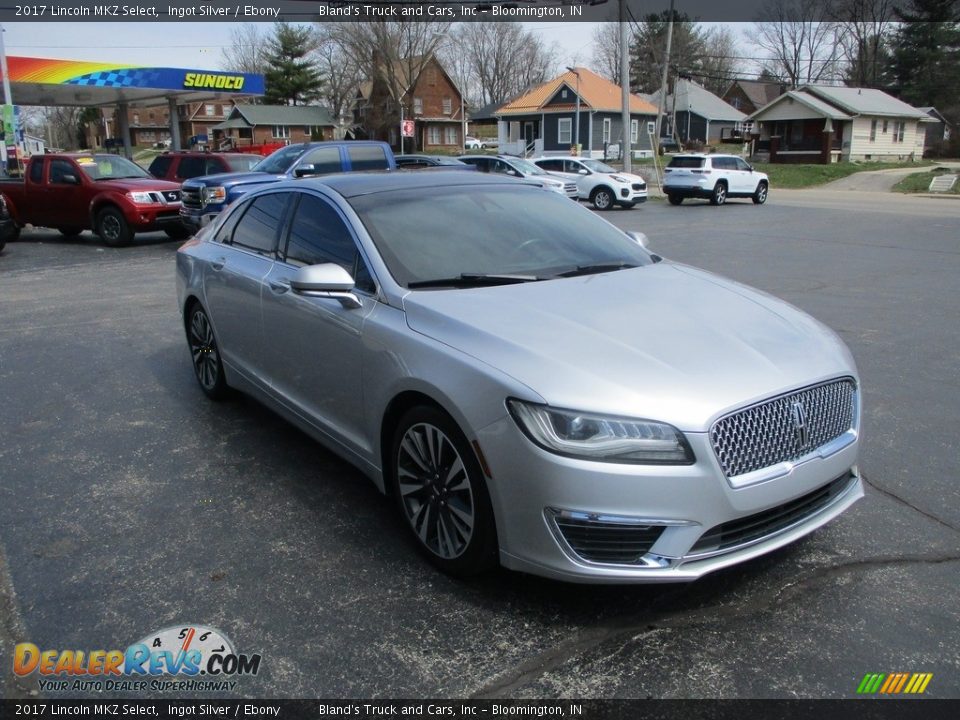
left=524, top=122, right=534, bottom=147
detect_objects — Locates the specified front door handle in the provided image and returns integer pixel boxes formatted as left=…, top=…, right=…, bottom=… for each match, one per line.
left=268, top=280, right=291, bottom=294
left=210, top=257, right=226, bottom=271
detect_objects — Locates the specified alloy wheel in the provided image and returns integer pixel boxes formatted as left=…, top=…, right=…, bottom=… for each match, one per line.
left=189, top=309, right=220, bottom=391
left=396, top=422, right=475, bottom=559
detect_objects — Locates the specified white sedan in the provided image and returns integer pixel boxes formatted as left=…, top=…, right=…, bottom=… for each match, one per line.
left=533, top=156, right=648, bottom=210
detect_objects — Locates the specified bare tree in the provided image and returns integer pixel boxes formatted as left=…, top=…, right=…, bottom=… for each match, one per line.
left=40, top=106, right=85, bottom=150
left=697, top=25, right=746, bottom=95
left=449, top=23, right=558, bottom=106
left=220, top=25, right=270, bottom=75
left=592, top=23, right=622, bottom=85
left=751, top=0, right=844, bottom=86
left=313, top=25, right=363, bottom=134
left=828, top=0, right=896, bottom=87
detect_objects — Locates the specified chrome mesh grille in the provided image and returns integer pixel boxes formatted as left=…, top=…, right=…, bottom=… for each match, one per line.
left=181, top=185, right=202, bottom=210
left=710, top=379, right=856, bottom=478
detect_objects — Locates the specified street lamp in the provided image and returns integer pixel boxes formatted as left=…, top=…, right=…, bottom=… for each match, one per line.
left=566, top=66, right=581, bottom=151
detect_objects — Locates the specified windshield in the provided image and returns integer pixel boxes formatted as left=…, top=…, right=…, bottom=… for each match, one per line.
left=253, top=145, right=305, bottom=174
left=350, top=186, right=651, bottom=288
left=582, top=159, right=617, bottom=173
left=509, top=158, right=546, bottom=175
left=226, top=155, right=262, bottom=172
left=75, top=155, right=150, bottom=180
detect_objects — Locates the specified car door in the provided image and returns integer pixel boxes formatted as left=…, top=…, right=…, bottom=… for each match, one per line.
left=564, top=159, right=592, bottom=197
left=735, top=157, right=758, bottom=194
left=202, top=191, right=290, bottom=388
left=47, top=158, right=90, bottom=228
left=260, top=191, right=379, bottom=456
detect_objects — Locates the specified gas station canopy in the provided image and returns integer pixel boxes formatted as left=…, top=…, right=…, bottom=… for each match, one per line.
left=5, top=56, right=264, bottom=107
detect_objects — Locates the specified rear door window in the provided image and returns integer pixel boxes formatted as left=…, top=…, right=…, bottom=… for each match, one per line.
left=230, top=193, right=289, bottom=256
left=668, top=157, right=705, bottom=169
left=347, top=145, right=390, bottom=171
left=148, top=155, right=173, bottom=178
left=537, top=159, right=563, bottom=172
left=176, top=156, right=206, bottom=180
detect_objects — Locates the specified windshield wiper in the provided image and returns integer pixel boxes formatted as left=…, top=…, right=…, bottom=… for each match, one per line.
left=408, top=273, right=545, bottom=289
left=554, top=262, right=639, bottom=278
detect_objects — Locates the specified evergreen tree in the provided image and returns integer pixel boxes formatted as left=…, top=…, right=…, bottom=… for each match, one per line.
left=628, top=11, right=706, bottom=95
left=263, top=23, right=323, bottom=106
left=887, top=0, right=960, bottom=109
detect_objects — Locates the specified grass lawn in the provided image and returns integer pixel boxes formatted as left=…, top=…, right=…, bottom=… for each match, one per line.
left=892, top=167, right=960, bottom=194
left=751, top=160, right=933, bottom=188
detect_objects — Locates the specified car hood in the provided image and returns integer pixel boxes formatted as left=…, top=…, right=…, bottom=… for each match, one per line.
left=402, top=263, right=856, bottom=431
left=183, top=171, right=282, bottom=188
left=99, top=177, right=181, bottom=192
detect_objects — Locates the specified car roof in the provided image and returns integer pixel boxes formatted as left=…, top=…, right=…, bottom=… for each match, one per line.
left=284, top=170, right=542, bottom=198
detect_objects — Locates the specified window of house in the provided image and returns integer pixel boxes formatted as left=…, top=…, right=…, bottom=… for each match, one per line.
left=894, top=121, right=905, bottom=143
left=413, top=97, right=423, bottom=115
left=442, top=97, right=452, bottom=115
left=870, top=119, right=877, bottom=141
left=444, top=126, right=457, bottom=145
left=133, top=113, right=140, bottom=125
left=273, top=125, right=290, bottom=139
left=602, top=118, right=611, bottom=144
left=558, top=118, right=572, bottom=145
left=562, top=89, right=568, bottom=99
left=205, top=104, right=215, bottom=116
left=882, top=119, right=888, bottom=133
left=631, top=119, right=639, bottom=144
left=428, top=126, right=441, bottom=145
left=731, top=97, right=742, bottom=109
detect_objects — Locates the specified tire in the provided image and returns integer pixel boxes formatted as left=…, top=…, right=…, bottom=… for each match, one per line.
left=591, top=187, right=614, bottom=211
left=752, top=181, right=768, bottom=205
left=1, top=225, right=20, bottom=243
left=186, top=303, right=229, bottom=400
left=390, top=405, right=498, bottom=577
left=165, top=225, right=191, bottom=240
left=667, top=193, right=683, bottom=206
left=95, top=207, right=132, bottom=247
left=58, top=227, right=83, bottom=237
left=710, top=182, right=727, bottom=206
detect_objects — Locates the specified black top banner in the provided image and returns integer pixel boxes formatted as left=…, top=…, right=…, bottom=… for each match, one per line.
left=0, top=0, right=889, bottom=24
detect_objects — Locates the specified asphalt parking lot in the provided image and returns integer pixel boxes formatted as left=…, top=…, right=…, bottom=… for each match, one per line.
left=1, top=189, right=958, bottom=700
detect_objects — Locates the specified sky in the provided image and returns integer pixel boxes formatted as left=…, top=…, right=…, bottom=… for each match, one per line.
left=3, top=22, right=606, bottom=71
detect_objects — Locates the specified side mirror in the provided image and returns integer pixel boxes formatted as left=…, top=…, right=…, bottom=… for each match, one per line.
left=290, top=263, right=362, bottom=309
left=578, top=168, right=589, bottom=175
left=60, top=173, right=80, bottom=185
left=626, top=231, right=650, bottom=249
left=293, top=164, right=320, bottom=178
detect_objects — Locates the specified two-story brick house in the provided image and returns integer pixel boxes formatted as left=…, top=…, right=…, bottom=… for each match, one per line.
left=354, top=53, right=465, bottom=153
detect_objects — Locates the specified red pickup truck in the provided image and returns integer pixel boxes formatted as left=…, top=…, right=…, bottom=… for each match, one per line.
left=0, top=153, right=188, bottom=246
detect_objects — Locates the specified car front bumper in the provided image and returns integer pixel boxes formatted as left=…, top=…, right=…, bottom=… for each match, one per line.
left=474, top=416, right=861, bottom=583
left=125, top=205, right=185, bottom=231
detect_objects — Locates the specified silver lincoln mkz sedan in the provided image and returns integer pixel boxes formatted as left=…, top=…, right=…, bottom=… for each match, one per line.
left=176, top=172, right=863, bottom=583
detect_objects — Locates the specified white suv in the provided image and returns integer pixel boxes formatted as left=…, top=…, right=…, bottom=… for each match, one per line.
left=663, top=154, right=769, bottom=206
left=532, top=156, right=647, bottom=210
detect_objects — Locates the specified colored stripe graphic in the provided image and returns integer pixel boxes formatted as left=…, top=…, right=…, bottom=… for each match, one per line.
left=857, top=672, right=932, bottom=694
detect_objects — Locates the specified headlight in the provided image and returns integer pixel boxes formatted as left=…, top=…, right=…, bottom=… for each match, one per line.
left=507, top=400, right=694, bottom=464
left=126, top=191, right=155, bottom=204
left=610, top=175, right=628, bottom=183
left=202, top=186, right=227, bottom=207
left=549, top=183, right=566, bottom=193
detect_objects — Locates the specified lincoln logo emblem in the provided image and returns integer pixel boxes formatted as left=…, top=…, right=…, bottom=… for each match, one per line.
left=791, top=401, right=808, bottom=447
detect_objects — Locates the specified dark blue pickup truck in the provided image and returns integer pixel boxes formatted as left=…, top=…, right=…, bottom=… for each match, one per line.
left=179, top=140, right=396, bottom=230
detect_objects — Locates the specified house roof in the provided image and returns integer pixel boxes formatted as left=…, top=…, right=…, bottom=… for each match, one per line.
left=725, top=79, right=784, bottom=109
left=802, top=85, right=929, bottom=119
left=647, top=80, right=746, bottom=122
left=748, top=89, right=853, bottom=121
left=918, top=107, right=952, bottom=125
left=229, top=104, right=335, bottom=127
left=471, top=100, right=508, bottom=121
left=496, top=67, right=658, bottom=116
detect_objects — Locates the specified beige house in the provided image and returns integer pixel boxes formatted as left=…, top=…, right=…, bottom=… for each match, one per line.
left=748, top=86, right=934, bottom=164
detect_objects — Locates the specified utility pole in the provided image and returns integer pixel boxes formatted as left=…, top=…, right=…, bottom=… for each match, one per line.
left=655, top=0, right=675, bottom=148
left=619, top=0, right=631, bottom=172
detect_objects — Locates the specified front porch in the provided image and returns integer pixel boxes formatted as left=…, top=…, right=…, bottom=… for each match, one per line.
left=754, top=118, right=848, bottom=164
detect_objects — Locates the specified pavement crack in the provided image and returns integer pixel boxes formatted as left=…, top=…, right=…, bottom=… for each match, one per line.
left=470, top=554, right=960, bottom=698
left=862, top=471, right=960, bottom=534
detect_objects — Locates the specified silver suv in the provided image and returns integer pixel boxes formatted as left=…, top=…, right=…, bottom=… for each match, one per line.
left=664, top=154, right=769, bottom=206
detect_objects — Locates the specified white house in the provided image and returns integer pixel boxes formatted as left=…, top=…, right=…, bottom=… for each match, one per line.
left=748, top=85, right=935, bottom=163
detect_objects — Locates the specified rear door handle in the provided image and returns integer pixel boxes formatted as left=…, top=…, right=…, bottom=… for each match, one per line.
left=210, top=257, right=226, bottom=271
